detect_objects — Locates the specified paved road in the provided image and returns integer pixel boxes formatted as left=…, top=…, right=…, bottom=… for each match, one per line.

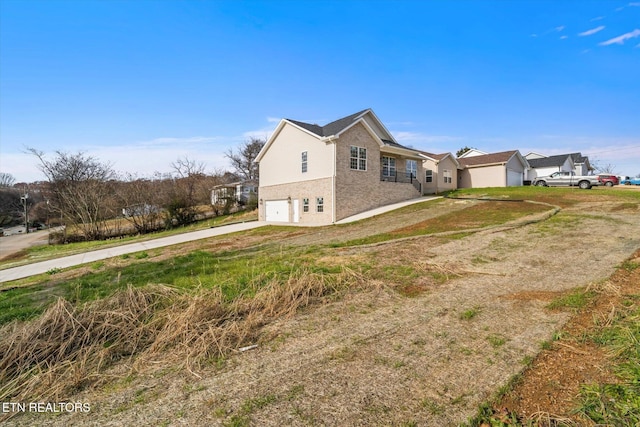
left=0, top=230, right=50, bottom=261
left=0, top=197, right=438, bottom=284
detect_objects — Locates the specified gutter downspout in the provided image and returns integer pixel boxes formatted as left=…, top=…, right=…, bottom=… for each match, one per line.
left=435, top=161, right=439, bottom=195
left=322, top=135, right=338, bottom=224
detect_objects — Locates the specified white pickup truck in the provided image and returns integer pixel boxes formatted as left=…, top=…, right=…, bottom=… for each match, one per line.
left=531, top=171, right=602, bottom=189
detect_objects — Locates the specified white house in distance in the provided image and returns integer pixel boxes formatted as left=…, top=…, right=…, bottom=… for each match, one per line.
left=524, top=153, right=574, bottom=182
left=524, top=152, right=594, bottom=181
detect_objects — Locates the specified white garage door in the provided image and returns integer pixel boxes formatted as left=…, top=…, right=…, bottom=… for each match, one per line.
left=507, top=169, right=522, bottom=187
left=265, top=200, right=289, bottom=222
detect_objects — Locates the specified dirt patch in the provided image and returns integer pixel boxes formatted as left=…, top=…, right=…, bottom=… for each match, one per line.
left=497, top=249, right=640, bottom=423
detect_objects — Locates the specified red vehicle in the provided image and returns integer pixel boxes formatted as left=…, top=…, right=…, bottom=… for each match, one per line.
left=598, top=174, right=619, bottom=187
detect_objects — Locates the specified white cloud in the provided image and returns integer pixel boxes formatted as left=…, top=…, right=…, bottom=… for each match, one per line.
left=266, top=117, right=281, bottom=123
left=629, top=2, right=640, bottom=6
left=578, top=26, right=605, bottom=36
left=599, top=29, right=640, bottom=45
left=556, top=26, right=565, bottom=32
left=560, top=35, right=568, bottom=40
left=590, top=16, right=605, bottom=21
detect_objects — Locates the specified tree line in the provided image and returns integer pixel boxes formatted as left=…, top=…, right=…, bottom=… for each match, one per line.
left=0, top=138, right=264, bottom=242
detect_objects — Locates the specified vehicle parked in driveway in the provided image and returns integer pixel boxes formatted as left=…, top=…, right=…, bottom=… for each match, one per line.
left=620, top=176, right=640, bottom=185
left=531, top=171, right=601, bottom=189
left=598, top=174, right=619, bottom=187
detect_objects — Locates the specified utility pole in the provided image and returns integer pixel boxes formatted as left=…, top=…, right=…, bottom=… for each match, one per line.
left=21, top=192, right=29, bottom=233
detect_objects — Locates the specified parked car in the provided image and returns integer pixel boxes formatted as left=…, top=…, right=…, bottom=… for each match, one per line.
left=620, top=177, right=640, bottom=185
left=598, top=174, right=619, bottom=187
left=531, top=171, right=601, bottom=189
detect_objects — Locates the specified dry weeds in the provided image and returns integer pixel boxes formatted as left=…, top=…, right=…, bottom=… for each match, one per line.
left=0, top=268, right=365, bottom=422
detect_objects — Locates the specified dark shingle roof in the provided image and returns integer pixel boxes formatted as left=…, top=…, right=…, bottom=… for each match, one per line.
left=286, top=109, right=370, bottom=137
left=527, top=154, right=571, bottom=168
left=285, top=109, right=421, bottom=154
left=569, top=152, right=588, bottom=163
left=457, top=150, right=519, bottom=167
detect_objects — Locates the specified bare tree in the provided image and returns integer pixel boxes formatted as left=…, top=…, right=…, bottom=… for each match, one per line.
left=160, top=157, right=208, bottom=228
left=225, top=137, right=265, bottom=181
left=117, top=174, right=164, bottom=234
left=0, top=173, right=16, bottom=188
left=592, top=161, right=617, bottom=175
left=28, top=149, right=116, bottom=241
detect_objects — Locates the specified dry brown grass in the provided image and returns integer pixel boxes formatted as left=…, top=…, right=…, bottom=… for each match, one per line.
left=0, top=268, right=364, bottom=418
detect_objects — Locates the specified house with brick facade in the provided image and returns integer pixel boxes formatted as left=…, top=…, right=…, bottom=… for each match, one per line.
left=256, top=109, right=426, bottom=225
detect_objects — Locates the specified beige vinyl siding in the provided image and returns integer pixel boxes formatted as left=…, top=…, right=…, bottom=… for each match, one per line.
left=458, top=164, right=506, bottom=188
left=259, top=124, right=334, bottom=187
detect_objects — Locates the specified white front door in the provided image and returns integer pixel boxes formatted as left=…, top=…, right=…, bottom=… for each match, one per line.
left=293, top=199, right=299, bottom=223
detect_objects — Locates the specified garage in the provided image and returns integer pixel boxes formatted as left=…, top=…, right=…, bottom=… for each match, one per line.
left=265, top=200, right=289, bottom=222
left=506, top=169, right=523, bottom=187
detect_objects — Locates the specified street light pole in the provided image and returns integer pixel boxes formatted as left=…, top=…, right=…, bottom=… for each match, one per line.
left=21, top=193, right=29, bottom=234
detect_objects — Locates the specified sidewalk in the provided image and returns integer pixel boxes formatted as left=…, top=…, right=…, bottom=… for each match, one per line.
left=336, top=196, right=440, bottom=224
left=0, top=222, right=264, bottom=283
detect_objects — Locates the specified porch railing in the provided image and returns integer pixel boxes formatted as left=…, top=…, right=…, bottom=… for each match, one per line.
left=380, top=170, right=417, bottom=184
left=380, top=171, right=422, bottom=193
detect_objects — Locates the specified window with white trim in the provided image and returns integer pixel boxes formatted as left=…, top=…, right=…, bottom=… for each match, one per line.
left=301, top=151, right=308, bottom=173
left=350, top=146, right=367, bottom=171
left=406, top=160, right=417, bottom=178
left=316, top=197, right=324, bottom=213
left=382, top=156, right=396, bottom=177
left=425, top=169, right=433, bottom=183
left=303, top=198, right=309, bottom=212
left=443, top=169, right=452, bottom=184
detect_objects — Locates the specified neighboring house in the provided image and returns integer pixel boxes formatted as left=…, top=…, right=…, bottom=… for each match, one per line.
left=122, top=204, right=160, bottom=217
left=256, top=109, right=425, bottom=225
left=524, top=152, right=594, bottom=178
left=457, top=150, right=529, bottom=188
left=458, top=148, right=488, bottom=158
left=525, top=154, right=574, bottom=182
left=419, top=151, right=460, bottom=194
left=211, top=180, right=258, bottom=208
left=569, top=152, right=593, bottom=176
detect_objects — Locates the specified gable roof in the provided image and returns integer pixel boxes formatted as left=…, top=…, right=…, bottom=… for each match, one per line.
left=527, top=154, right=573, bottom=168
left=458, top=148, right=488, bottom=158
left=286, top=109, right=371, bottom=138
left=257, top=109, right=424, bottom=162
left=418, top=151, right=461, bottom=168
left=457, top=150, right=524, bottom=168
left=569, top=152, right=588, bottom=163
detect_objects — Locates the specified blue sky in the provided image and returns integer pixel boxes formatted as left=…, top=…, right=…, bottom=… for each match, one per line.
left=1, top=0, right=639, bottom=182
